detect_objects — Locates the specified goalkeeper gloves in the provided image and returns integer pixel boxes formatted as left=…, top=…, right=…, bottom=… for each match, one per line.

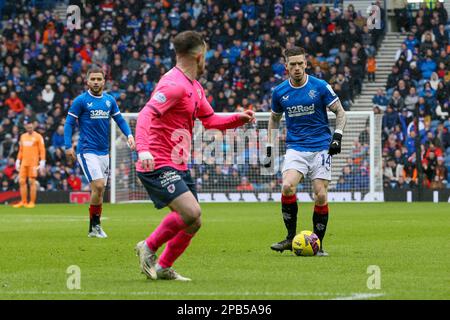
left=15, top=160, right=21, bottom=171
left=328, top=132, right=342, bottom=156
left=39, top=160, right=46, bottom=171
left=262, top=144, right=272, bottom=168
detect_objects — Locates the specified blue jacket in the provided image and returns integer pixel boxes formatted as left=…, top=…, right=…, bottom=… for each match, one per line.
left=420, top=59, right=437, bottom=79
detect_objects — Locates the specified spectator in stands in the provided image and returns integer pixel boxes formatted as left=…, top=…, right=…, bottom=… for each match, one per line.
left=373, top=88, right=389, bottom=111
left=386, top=65, right=401, bottom=89
left=383, top=105, right=400, bottom=134
left=395, top=43, right=413, bottom=62
left=41, top=84, right=55, bottom=107
left=393, top=0, right=409, bottom=33
left=51, top=125, right=65, bottom=151
left=389, top=90, right=405, bottom=112
left=4, top=91, right=24, bottom=114
left=404, top=86, right=419, bottom=114
left=366, top=54, right=376, bottom=83
left=384, top=157, right=403, bottom=188
left=420, top=54, right=437, bottom=80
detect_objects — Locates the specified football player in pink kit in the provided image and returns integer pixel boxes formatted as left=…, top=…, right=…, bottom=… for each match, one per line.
left=134, top=31, right=255, bottom=281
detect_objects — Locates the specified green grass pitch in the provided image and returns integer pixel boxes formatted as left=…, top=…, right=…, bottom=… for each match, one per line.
left=0, top=202, right=449, bottom=300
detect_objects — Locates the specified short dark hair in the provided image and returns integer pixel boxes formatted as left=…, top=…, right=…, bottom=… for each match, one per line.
left=284, top=47, right=306, bottom=60
left=173, top=31, right=205, bottom=56
left=87, top=65, right=105, bottom=78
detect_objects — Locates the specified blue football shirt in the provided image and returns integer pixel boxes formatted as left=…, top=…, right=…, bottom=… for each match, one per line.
left=271, top=74, right=339, bottom=152
left=67, top=91, right=122, bottom=155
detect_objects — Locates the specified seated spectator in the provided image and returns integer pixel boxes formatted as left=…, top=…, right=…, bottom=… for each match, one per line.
left=404, top=86, right=419, bottom=113
left=51, top=125, right=65, bottom=150
left=372, top=89, right=388, bottom=111
left=335, top=176, right=351, bottom=192
left=419, top=54, right=437, bottom=80
left=389, top=90, right=405, bottom=112
left=384, top=157, right=403, bottom=188
left=403, top=33, right=418, bottom=52
left=383, top=105, right=400, bottom=134
left=236, top=177, right=254, bottom=192
left=5, top=92, right=24, bottom=114
left=395, top=43, right=413, bottom=62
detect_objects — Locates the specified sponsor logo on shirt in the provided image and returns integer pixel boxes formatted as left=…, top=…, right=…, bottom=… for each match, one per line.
left=90, top=109, right=110, bottom=119
left=159, top=171, right=181, bottom=188
left=286, top=104, right=315, bottom=117
left=154, top=92, right=167, bottom=103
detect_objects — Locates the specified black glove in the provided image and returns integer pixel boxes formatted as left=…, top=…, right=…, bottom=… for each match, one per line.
left=263, top=145, right=272, bottom=168
left=328, top=132, right=342, bottom=156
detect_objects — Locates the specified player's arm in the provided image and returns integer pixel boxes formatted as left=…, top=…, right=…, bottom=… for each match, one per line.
left=135, top=84, right=182, bottom=171
left=38, top=134, right=46, bottom=172
left=16, top=136, right=23, bottom=171
left=111, top=99, right=135, bottom=150
left=328, top=99, right=347, bottom=156
left=64, top=97, right=83, bottom=163
left=263, top=90, right=283, bottom=168
left=197, top=90, right=255, bottom=130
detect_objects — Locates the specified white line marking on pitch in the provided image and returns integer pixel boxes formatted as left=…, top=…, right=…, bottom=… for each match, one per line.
left=1, top=291, right=385, bottom=299
left=330, top=293, right=385, bottom=300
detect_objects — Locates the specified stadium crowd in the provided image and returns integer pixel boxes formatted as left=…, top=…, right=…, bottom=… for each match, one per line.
left=377, top=0, right=450, bottom=190
left=1, top=0, right=447, bottom=195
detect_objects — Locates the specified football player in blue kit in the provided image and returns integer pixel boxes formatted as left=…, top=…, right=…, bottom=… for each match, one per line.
left=64, top=66, right=135, bottom=238
left=264, top=47, right=347, bottom=255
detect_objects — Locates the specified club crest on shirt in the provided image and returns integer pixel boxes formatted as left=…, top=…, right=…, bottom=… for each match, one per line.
left=106, top=100, right=111, bottom=108
left=308, top=90, right=317, bottom=99
left=154, top=92, right=167, bottom=103
left=197, top=88, right=202, bottom=99
left=167, top=184, right=176, bottom=194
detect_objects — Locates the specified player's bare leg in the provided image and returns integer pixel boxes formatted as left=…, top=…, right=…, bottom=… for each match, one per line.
left=271, top=169, right=303, bottom=252
left=312, top=179, right=329, bottom=256
left=88, top=179, right=107, bottom=238
left=137, top=192, right=200, bottom=281
left=24, top=178, right=37, bottom=208
left=13, top=176, right=28, bottom=208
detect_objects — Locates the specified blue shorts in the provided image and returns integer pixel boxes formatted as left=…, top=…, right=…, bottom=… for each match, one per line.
left=137, top=167, right=198, bottom=209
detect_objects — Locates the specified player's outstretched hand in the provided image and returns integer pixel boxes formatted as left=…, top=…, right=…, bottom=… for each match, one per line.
left=328, top=132, right=342, bottom=156
left=138, top=151, right=155, bottom=172
left=239, top=110, right=256, bottom=124
left=127, top=135, right=136, bottom=151
left=65, top=148, right=76, bottom=165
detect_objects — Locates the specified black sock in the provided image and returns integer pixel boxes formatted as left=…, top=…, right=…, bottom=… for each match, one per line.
left=313, top=204, right=329, bottom=250
left=89, top=219, right=93, bottom=232
left=281, top=194, right=298, bottom=240
left=92, top=214, right=100, bottom=226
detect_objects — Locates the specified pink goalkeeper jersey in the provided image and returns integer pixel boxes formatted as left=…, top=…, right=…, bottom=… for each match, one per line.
left=136, top=67, right=243, bottom=172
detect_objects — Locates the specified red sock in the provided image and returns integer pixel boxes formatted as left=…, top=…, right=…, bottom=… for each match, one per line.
left=281, top=194, right=297, bottom=204
left=158, top=230, right=195, bottom=269
left=89, top=204, right=102, bottom=219
left=145, top=211, right=188, bottom=252
left=314, top=204, right=329, bottom=215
